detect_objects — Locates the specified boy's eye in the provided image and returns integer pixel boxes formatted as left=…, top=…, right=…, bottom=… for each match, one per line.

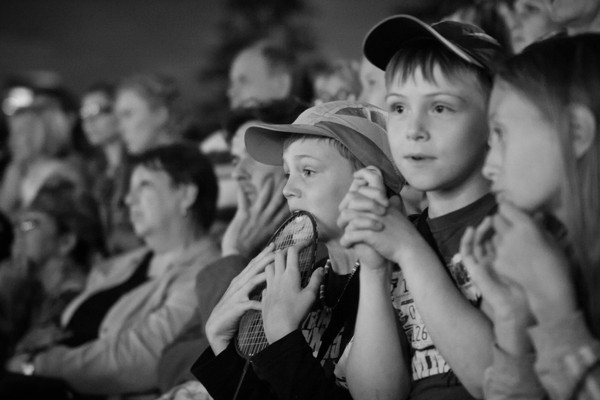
left=489, top=127, right=504, bottom=144
left=389, top=103, right=405, bottom=114
left=432, top=104, right=452, bottom=114
left=302, top=168, right=315, bottom=177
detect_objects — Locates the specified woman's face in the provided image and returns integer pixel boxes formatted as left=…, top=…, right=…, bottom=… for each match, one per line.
left=126, top=165, right=187, bottom=240
left=81, top=91, right=120, bottom=146
left=115, top=89, right=167, bottom=155
left=484, top=82, right=564, bottom=214
left=12, top=210, right=61, bottom=267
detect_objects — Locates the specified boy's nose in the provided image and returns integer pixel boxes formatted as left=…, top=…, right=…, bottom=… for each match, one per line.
left=282, top=175, right=299, bottom=199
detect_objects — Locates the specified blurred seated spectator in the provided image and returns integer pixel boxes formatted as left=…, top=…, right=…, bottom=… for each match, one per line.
left=0, top=91, right=87, bottom=216
left=497, top=0, right=562, bottom=53
left=115, top=73, right=187, bottom=156
left=0, top=178, right=105, bottom=367
left=309, top=58, right=361, bottom=105
left=156, top=99, right=305, bottom=395
left=0, top=144, right=221, bottom=399
left=358, top=56, right=387, bottom=109
left=546, top=0, right=600, bottom=34
left=81, top=81, right=137, bottom=255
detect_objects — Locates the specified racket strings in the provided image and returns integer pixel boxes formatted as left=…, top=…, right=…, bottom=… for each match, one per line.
left=236, top=212, right=317, bottom=357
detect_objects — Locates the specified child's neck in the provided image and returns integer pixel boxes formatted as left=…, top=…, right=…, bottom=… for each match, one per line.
left=426, top=173, right=490, bottom=219
left=325, top=240, right=357, bottom=275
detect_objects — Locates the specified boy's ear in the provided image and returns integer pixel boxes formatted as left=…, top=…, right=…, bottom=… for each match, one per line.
left=179, top=184, right=198, bottom=215
left=569, top=103, right=596, bottom=159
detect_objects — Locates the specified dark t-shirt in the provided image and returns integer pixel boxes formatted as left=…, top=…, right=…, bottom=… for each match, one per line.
left=392, top=193, right=497, bottom=400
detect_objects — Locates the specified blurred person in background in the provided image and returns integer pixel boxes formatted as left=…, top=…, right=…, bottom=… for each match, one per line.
left=228, top=40, right=312, bottom=110
left=81, top=81, right=138, bottom=255
left=497, top=0, right=562, bottom=53
left=1, top=144, right=221, bottom=400
left=309, top=58, right=361, bottom=105
left=546, top=0, right=600, bottom=33
left=0, top=179, right=105, bottom=368
left=115, top=73, right=186, bottom=156
left=358, top=56, right=387, bottom=109
left=156, top=99, right=305, bottom=399
left=0, top=90, right=87, bottom=215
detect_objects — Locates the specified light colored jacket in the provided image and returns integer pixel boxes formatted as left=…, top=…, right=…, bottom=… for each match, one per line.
left=34, top=236, right=221, bottom=398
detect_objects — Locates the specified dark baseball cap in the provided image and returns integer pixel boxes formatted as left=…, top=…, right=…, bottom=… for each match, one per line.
left=363, top=14, right=503, bottom=73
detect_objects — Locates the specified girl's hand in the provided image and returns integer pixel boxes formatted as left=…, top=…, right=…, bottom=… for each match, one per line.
left=492, top=202, right=577, bottom=323
left=205, top=244, right=275, bottom=355
left=461, top=218, right=533, bottom=324
left=461, top=217, right=535, bottom=354
left=261, top=246, right=324, bottom=344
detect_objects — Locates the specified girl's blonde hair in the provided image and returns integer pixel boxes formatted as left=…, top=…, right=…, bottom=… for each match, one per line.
left=497, top=33, right=600, bottom=335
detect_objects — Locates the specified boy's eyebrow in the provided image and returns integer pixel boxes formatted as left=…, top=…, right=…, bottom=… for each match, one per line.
left=386, top=91, right=469, bottom=102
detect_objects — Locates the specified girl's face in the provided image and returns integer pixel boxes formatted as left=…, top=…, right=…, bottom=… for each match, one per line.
left=484, top=82, right=564, bottom=214
left=282, top=139, right=354, bottom=242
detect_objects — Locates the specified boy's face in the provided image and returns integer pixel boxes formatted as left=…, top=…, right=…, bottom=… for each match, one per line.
left=484, top=82, right=563, bottom=213
left=282, top=138, right=354, bottom=241
left=385, top=65, right=489, bottom=195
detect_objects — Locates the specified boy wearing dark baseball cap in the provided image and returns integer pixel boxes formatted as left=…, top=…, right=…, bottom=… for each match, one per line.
left=338, top=15, right=504, bottom=400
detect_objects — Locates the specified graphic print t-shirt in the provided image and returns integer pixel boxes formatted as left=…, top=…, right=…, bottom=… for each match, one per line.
left=391, top=194, right=496, bottom=381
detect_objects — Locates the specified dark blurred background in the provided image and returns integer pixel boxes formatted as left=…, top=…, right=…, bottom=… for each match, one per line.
left=0, top=0, right=439, bottom=136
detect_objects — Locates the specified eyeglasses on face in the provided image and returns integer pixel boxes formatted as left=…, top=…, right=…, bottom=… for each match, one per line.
left=80, top=103, right=113, bottom=119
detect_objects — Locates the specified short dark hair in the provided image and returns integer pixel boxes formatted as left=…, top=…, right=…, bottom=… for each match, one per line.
left=84, top=81, right=117, bottom=101
left=131, top=143, right=218, bottom=231
left=29, top=178, right=107, bottom=268
left=385, top=38, right=494, bottom=98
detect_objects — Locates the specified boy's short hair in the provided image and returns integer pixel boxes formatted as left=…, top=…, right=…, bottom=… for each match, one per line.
left=245, top=101, right=405, bottom=195
left=363, top=15, right=503, bottom=95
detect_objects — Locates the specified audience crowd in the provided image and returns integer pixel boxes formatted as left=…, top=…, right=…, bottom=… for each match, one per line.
left=1, top=0, right=600, bottom=399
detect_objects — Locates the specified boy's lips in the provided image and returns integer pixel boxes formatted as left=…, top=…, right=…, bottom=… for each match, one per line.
left=403, top=153, right=435, bottom=162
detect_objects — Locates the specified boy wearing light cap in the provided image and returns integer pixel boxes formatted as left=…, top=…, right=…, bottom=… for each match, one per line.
left=191, top=101, right=406, bottom=400
left=338, top=15, right=504, bottom=399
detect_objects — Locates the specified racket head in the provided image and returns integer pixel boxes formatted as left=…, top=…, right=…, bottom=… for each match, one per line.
left=235, top=210, right=318, bottom=358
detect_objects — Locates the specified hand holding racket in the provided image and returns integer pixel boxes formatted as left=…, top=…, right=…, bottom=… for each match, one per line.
left=235, top=210, right=318, bottom=358
left=204, top=243, right=276, bottom=355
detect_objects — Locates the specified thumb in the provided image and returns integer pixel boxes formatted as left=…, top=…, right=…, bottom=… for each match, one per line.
left=304, top=267, right=324, bottom=296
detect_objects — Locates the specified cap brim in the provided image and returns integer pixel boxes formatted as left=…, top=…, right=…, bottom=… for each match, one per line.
left=245, top=123, right=334, bottom=166
left=363, top=14, right=483, bottom=71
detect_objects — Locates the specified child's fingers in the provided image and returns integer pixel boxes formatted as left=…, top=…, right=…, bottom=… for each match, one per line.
left=304, top=267, right=324, bottom=296
left=347, top=215, right=384, bottom=232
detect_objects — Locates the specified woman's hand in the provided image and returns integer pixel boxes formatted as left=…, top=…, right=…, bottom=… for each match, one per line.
left=492, top=202, right=577, bottom=323
left=205, top=244, right=275, bottom=355
left=221, top=176, right=288, bottom=258
left=261, top=246, right=324, bottom=344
